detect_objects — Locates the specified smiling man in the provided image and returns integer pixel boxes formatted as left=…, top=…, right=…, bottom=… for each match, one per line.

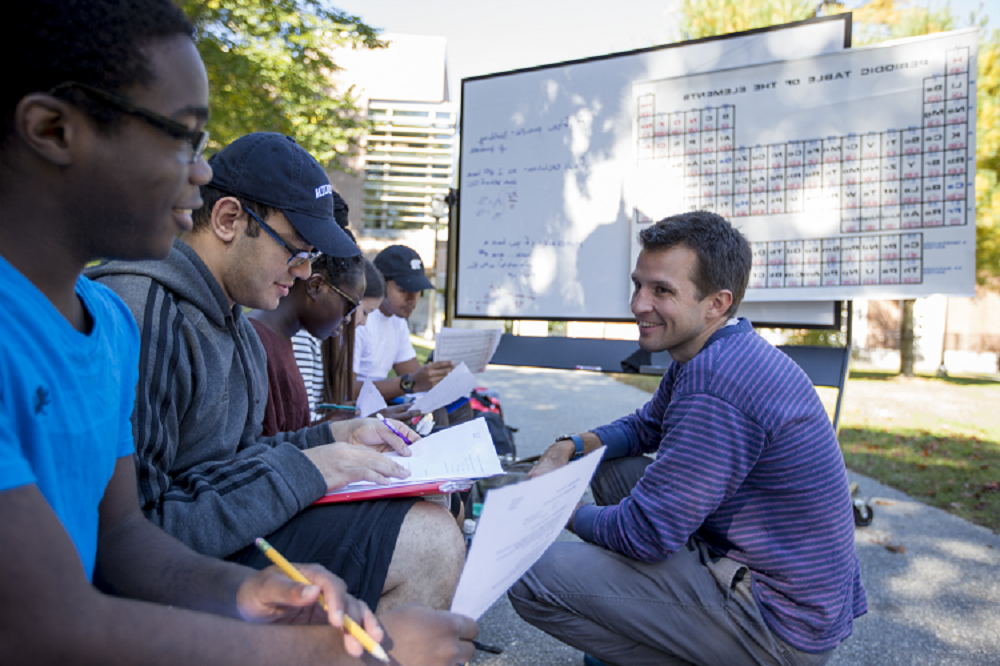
left=88, top=133, right=467, bottom=618
left=510, top=211, right=866, bottom=666
left=0, top=1, right=475, bottom=664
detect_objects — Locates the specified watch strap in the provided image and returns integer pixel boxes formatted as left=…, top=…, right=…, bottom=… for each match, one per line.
left=556, top=433, right=585, bottom=459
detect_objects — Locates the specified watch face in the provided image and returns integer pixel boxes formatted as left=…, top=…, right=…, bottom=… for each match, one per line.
left=400, top=374, right=414, bottom=391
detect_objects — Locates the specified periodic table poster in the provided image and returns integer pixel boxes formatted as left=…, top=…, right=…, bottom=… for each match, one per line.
left=630, top=29, right=978, bottom=301
left=456, top=16, right=853, bottom=322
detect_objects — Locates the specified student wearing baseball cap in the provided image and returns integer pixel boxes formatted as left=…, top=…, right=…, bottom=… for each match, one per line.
left=88, top=133, right=466, bottom=617
left=353, top=245, right=455, bottom=401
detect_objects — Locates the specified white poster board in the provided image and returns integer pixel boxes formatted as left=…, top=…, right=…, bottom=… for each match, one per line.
left=457, top=17, right=851, bottom=321
left=630, top=28, right=978, bottom=301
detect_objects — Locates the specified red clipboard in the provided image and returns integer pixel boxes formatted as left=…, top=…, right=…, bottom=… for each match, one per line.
left=314, top=479, right=475, bottom=505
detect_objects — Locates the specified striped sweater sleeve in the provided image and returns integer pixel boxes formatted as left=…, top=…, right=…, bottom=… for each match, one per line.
left=124, top=278, right=327, bottom=557
left=582, top=392, right=765, bottom=562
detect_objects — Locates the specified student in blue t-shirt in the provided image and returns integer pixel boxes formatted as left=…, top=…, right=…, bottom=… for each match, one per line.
left=0, top=2, right=476, bottom=664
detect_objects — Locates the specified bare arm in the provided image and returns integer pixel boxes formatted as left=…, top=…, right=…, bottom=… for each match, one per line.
left=354, top=356, right=421, bottom=402
left=527, top=432, right=604, bottom=479
left=0, top=458, right=478, bottom=665
left=353, top=359, right=456, bottom=402
left=0, top=475, right=351, bottom=664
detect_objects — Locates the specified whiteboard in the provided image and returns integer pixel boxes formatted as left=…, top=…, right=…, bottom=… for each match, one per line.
left=456, top=16, right=851, bottom=322
left=630, top=29, right=978, bottom=301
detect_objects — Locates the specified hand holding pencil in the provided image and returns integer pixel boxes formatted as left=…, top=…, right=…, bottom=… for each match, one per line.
left=252, top=538, right=388, bottom=662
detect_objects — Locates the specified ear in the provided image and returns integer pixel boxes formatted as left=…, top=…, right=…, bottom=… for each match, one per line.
left=13, top=93, right=87, bottom=167
left=210, top=196, right=244, bottom=244
left=706, top=289, right=734, bottom=320
left=304, top=274, right=325, bottom=300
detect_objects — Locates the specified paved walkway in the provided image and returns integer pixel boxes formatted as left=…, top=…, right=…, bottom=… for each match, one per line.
left=467, top=365, right=1000, bottom=665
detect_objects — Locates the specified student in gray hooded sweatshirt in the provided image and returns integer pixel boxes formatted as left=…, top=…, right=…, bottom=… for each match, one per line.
left=89, top=132, right=466, bottom=615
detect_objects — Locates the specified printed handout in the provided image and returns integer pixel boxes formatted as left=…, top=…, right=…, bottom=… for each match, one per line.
left=411, top=361, right=477, bottom=414
left=433, top=327, right=504, bottom=373
left=323, top=417, right=504, bottom=497
left=450, top=447, right=605, bottom=620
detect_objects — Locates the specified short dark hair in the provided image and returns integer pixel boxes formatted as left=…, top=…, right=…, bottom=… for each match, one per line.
left=638, top=211, right=752, bottom=316
left=362, top=259, right=386, bottom=299
left=192, top=185, right=280, bottom=238
left=4, top=0, right=194, bottom=144
left=313, top=254, right=365, bottom=291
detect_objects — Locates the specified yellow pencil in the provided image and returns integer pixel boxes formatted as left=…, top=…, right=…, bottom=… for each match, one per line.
left=255, top=538, right=389, bottom=663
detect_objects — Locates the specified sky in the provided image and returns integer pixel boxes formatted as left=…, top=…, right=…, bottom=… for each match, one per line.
left=331, top=0, right=990, bottom=99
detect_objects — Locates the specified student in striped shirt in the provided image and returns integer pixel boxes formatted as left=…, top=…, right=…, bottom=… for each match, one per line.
left=511, top=211, right=866, bottom=666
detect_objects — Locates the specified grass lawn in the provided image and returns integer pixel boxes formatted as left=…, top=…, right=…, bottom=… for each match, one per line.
left=614, top=369, right=1000, bottom=534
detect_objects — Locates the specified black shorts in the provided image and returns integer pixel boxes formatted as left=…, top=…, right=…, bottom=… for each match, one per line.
left=226, top=498, right=417, bottom=611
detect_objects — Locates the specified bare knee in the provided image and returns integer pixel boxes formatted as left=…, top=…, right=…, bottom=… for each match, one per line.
left=381, top=500, right=465, bottom=611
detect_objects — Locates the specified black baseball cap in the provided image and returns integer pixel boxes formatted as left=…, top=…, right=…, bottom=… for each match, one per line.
left=374, top=245, right=434, bottom=292
left=207, top=133, right=360, bottom=258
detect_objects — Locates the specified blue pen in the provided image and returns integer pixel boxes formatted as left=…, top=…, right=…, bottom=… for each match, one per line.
left=376, top=412, right=413, bottom=445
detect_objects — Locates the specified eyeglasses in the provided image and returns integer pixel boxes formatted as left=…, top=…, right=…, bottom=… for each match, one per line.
left=321, top=277, right=361, bottom=320
left=242, top=205, right=321, bottom=268
left=48, top=81, right=209, bottom=164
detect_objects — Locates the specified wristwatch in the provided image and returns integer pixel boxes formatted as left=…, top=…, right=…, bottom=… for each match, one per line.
left=399, top=373, right=415, bottom=394
left=554, top=433, right=585, bottom=460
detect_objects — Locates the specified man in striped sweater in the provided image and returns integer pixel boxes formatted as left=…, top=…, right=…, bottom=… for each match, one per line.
left=510, top=211, right=866, bottom=666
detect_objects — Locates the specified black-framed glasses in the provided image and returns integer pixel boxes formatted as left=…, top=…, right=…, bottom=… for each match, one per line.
left=242, top=205, right=320, bottom=268
left=48, top=81, right=209, bottom=164
left=321, top=276, right=361, bottom=320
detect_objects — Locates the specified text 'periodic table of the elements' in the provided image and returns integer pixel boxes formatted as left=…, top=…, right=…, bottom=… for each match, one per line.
left=629, top=29, right=978, bottom=301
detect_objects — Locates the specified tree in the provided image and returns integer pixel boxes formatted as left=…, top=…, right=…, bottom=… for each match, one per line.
left=976, top=28, right=1000, bottom=280
left=675, top=0, right=815, bottom=40
left=179, top=1, right=384, bottom=168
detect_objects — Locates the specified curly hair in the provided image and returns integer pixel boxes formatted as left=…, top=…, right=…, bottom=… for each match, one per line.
left=4, top=0, right=194, bottom=144
left=313, top=254, right=365, bottom=291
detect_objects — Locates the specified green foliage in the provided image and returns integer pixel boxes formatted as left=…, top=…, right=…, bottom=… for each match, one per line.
left=840, top=426, right=1000, bottom=533
left=180, top=0, right=384, bottom=168
left=848, top=0, right=955, bottom=44
left=675, top=0, right=815, bottom=40
left=976, top=28, right=1000, bottom=280
left=777, top=328, right=847, bottom=346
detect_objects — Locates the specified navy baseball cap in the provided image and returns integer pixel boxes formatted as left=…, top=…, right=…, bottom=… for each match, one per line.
left=207, top=133, right=360, bottom=258
left=374, top=245, right=434, bottom=292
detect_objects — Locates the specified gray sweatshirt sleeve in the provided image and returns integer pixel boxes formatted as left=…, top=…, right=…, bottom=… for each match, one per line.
left=108, top=274, right=329, bottom=558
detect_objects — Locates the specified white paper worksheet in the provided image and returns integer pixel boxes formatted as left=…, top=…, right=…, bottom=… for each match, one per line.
left=325, top=417, right=504, bottom=496
left=356, top=380, right=387, bottom=418
left=433, top=328, right=503, bottom=373
left=450, top=447, right=605, bottom=620
left=411, top=362, right=477, bottom=413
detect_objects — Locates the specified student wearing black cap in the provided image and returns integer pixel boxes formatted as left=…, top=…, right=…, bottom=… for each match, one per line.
left=89, top=133, right=467, bottom=620
left=354, top=245, right=455, bottom=401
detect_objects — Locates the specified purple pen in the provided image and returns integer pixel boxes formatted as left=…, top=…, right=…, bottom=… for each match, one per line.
left=376, top=412, right=413, bottom=445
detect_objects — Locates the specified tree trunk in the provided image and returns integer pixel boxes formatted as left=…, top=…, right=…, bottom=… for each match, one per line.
left=900, top=299, right=916, bottom=377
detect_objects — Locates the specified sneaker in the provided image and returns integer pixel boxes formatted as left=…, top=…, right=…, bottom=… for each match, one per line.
left=583, top=655, right=607, bottom=666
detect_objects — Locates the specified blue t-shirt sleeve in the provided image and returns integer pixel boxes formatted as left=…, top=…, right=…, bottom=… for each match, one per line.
left=89, top=281, right=141, bottom=460
left=0, top=397, right=35, bottom=493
